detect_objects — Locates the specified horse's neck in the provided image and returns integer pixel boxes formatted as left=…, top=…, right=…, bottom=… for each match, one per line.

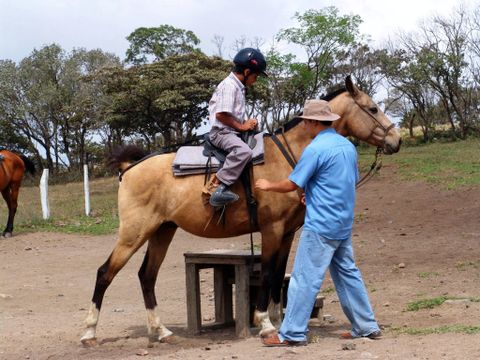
left=329, top=95, right=350, bottom=137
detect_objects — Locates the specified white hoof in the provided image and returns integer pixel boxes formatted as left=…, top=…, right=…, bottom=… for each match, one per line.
left=81, top=337, right=98, bottom=347
left=253, top=310, right=277, bottom=337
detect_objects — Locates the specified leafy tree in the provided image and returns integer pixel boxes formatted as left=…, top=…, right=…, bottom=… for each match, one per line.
left=59, top=48, right=121, bottom=169
left=99, top=52, right=230, bottom=150
left=277, top=7, right=363, bottom=100
left=125, top=25, right=201, bottom=65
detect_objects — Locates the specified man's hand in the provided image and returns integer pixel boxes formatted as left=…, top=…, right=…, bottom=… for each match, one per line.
left=255, top=178, right=298, bottom=193
left=242, top=118, right=258, bottom=131
left=255, top=178, right=271, bottom=191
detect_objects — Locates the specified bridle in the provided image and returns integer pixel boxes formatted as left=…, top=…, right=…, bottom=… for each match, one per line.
left=353, top=97, right=396, bottom=148
left=269, top=98, right=396, bottom=188
left=352, top=97, right=395, bottom=188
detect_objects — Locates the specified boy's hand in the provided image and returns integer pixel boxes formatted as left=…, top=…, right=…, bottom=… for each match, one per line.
left=242, top=118, right=258, bottom=131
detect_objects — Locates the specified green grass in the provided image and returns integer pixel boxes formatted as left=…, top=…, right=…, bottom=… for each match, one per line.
left=406, top=296, right=480, bottom=311
left=392, top=324, right=480, bottom=335
left=321, top=286, right=335, bottom=295
left=0, top=177, right=119, bottom=235
left=418, top=272, right=440, bottom=279
left=358, top=138, right=480, bottom=190
left=455, top=260, right=480, bottom=271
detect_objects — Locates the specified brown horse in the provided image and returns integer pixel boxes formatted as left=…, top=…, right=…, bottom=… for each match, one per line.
left=81, top=76, right=402, bottom=345
left=0, top=150, right=36, bottom=237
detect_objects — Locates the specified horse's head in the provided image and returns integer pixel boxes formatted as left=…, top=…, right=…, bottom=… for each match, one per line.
left=331, top=76, right=402, bottom=155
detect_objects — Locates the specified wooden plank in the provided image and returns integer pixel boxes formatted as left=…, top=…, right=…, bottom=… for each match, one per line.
left=214, top=266, right=233, bottom=324
left=185, top=263, right=201, bottom=334
left=234, top=264, right=250, bottom=338
left=185, top=249, right=261, bottom=258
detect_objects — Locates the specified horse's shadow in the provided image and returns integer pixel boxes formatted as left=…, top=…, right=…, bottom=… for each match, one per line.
left=98, top=322, right=348, bottom=346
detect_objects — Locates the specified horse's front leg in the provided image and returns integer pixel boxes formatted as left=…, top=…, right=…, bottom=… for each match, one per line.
left=253, top=228, right=294, bottom=337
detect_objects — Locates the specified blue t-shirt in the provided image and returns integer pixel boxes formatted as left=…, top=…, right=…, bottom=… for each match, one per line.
left=288, top=128, right=359, bottom=240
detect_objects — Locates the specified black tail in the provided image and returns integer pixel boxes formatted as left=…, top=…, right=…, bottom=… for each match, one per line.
left=107, top=145, right=149, bottom=172
left=20, top=155, right=36, bottom=175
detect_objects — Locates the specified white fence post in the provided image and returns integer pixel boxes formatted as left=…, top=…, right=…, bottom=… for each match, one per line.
left=39, top=169, right=50, bottom=219
left=84, top=164, right=90, bottom=216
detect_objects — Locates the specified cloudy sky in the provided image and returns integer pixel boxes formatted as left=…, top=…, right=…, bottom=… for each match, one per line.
left=0, top=0, right=476, bottom=63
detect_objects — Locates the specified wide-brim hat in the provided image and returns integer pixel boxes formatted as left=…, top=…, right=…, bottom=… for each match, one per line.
left=298, top=99, right=340, bottom=121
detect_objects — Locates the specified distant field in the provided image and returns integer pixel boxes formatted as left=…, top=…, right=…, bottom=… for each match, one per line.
left=1, top=138, right=479, bottom=235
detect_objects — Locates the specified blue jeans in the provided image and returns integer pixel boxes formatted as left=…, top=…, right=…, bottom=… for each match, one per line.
left=279, top=230, right=379, bottom=342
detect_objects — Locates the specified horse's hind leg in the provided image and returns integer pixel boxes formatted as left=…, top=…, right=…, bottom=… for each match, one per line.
left=138, top=222, right=177, bottom=342
left=81, top=229, right=149, bottom=345
left=1, top=185, right=16, bottom=237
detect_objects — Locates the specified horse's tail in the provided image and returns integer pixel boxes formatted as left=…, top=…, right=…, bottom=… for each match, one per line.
left=107, top=145, right=149, bottom=172
left=19, top=155, right=36, bottom=176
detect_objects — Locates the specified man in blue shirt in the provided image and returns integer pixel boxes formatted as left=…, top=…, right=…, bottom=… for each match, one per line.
left=255, top=99, right=381, bottom=346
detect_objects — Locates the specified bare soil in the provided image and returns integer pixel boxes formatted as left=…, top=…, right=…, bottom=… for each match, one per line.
left=1, top=163, right=480, bottom=360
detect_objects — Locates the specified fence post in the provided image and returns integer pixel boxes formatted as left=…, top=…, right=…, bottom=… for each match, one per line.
left=84, top=164, right=90, bottom=216
left=39, top=169, right=50, bottom=219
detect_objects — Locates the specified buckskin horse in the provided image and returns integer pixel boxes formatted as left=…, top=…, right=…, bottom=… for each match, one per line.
left=81, top=76, right=402, bottom=345
left=0, top=149, right=36, bottom=237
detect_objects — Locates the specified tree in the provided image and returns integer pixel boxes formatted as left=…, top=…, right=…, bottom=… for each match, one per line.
left=277, top=7, right=363, bottom=100
left=59, top=48, right=121, bottom=169
left=125, top=25, right=201, bottom=65
left=99, top=52, right=231, bottom=150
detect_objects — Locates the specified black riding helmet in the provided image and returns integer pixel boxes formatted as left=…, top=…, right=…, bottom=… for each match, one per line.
left=233, top=48, right=268, bottom=77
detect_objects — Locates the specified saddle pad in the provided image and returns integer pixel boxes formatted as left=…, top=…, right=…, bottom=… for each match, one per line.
left=172, top=132, right=265, bottom=176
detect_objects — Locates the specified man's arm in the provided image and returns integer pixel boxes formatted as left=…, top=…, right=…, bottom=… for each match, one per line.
left=216, top=112, right=257, bottom=132
left=255, top=178, right=298, bottom=193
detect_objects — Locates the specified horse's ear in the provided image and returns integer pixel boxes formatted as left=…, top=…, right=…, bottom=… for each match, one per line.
left=345, top=75, right=359, bottom=98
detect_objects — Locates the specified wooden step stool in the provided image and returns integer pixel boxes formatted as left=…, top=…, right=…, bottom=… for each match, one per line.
left=184, top=250, right=325, bottom=338
left=184, top=249, right=261, bottom=338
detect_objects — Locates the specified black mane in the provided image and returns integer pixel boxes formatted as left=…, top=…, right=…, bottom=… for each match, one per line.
left=272, top=87, right=347, bottom=134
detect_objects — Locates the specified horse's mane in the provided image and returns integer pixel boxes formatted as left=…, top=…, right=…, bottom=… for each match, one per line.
left=272, top=87, right=347, bottom=134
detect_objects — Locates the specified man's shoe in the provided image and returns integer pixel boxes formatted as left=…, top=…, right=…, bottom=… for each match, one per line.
left=340, top=330, right=382, bottom=340
left=261, top=333, right=307, bottom=347
left=209, top=183, right=239, bottom=207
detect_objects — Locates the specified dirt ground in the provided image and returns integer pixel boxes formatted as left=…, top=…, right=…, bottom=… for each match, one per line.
left=1, top=163, right=480, bottom=360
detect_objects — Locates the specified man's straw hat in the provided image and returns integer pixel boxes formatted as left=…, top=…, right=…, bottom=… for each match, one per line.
left=298, top=99, right=340, bottom=121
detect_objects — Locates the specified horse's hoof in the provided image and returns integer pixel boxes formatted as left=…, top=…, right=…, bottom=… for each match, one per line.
left=159, top=335, right=180, bottom=345
left=81, top=338, right=98, bottom=347
left=2, top=232, right=12, bottom=238
left=259, top=328, right=277, bottom=338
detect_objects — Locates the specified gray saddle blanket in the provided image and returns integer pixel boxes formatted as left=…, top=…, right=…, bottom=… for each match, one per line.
left=172, top=132, right=265, bottom=176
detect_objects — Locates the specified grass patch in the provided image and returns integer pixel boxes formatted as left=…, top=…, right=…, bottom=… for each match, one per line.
left=358, top=138, right=480, bottom=189
left=456, top=261, right=480, bottom=271
left=321, top=286, right=335, bottom=295
left=0, top=177, right=119, bottom=235
left=418, top=272, right=440, bottom=279
left=392, top=324, right=480, bottom=335
left=406, top=296, right=480, bottom=311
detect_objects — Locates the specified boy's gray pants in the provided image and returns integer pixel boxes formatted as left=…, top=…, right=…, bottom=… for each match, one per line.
left=209, top=127, right=253, bottom=186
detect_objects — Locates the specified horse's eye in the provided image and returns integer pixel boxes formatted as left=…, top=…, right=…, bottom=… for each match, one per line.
left=369, top=107, right=378, bottom=114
